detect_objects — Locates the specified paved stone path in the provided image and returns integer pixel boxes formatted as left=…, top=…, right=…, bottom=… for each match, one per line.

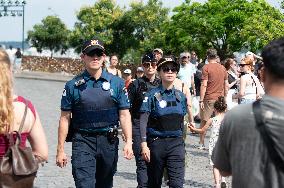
left=14, top=74, right=231, bottom=188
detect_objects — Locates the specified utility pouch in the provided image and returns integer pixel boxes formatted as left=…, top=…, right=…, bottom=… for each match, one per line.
left=107, top=127, right=118, bottom=144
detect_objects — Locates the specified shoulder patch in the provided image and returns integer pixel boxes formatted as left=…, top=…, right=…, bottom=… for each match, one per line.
left=62, top=89, right=66, bottom=96
left=143, top=96, right=148, bottom=103
left=75, top=78, right=85, bottom=86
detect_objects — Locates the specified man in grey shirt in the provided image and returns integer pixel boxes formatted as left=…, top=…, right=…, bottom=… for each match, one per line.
left=212, top=37, right=284, bottom=188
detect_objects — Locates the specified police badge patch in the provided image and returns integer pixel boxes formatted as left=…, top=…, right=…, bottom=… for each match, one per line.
left=159, top=100, right=167, bottom=108
left=102, top=81, right=111, bottom=90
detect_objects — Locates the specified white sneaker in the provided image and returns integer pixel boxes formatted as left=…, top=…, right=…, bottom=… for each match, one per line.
left=197, top=144, right=206, bottom=150
left=221, top=177, right=227, bottom=188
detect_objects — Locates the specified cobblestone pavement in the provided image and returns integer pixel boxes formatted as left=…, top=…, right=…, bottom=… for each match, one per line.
left=14, top=74, right=231, bottom=188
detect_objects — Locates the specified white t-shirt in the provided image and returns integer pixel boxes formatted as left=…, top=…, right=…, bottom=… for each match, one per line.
left=178, top=63, right=195, bottom=88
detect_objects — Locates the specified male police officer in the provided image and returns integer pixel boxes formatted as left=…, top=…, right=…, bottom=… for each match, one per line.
left=128, top=53, right=160, bottom=188
left=56, top=38, right=133, bottom=188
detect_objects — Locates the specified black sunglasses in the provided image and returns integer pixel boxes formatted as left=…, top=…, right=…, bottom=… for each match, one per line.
left=239, top=64, right=249, bottom=67
left=161, top=66, right=178, bottom=73
left=143, top=62, right=157, bottom=68
left=85, top=50, right=104, bottom=57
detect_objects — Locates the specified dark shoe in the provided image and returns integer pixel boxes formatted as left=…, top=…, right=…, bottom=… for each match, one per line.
left=194, top=115, right=201, bottom=123
left=221, top=182, right=227, bottom=188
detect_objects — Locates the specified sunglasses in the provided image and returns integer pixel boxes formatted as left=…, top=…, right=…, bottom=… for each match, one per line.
left=85, top=50, right=104, bottom=57
left=239, top=64, right=249, bottom=67
left=161, top=66, right=178, bottom=73
left=143, top=62, right=157, bottom=68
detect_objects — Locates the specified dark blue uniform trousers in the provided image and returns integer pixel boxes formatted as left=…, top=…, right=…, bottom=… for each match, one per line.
left=132, top=119, right=148, bottom=188
left=147, top=137, right=185, bottom=188
left=71, top=132, right=119, bottom=188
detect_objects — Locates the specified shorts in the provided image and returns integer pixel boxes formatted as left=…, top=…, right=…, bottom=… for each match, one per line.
left=200, top=100, right=215, bottom=122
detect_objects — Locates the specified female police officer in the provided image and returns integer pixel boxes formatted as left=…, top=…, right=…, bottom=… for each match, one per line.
left=139, top=56, right=187, bottom=188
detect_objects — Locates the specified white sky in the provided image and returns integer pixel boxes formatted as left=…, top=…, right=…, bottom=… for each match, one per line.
left=0, top=0, right=280, bottom=41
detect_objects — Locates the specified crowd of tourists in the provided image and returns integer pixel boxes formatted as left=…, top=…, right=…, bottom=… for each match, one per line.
left=1, top=37, right=284, bottom=188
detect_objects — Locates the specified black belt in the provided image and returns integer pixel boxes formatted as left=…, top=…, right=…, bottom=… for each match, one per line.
left=78, top=131, right=108, bottom=136
left=147, top=135, right=181, bottom=139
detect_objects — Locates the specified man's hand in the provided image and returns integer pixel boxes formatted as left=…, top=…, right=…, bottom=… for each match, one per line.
left=123, top=142, right=133, bottom=160
left=56, top=150, right=68, bottom=168
left=141, top=145, right=150, bottom=162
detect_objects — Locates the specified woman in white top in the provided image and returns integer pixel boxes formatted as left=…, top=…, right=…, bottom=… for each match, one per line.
left=233, top=57, right=263, bottom=104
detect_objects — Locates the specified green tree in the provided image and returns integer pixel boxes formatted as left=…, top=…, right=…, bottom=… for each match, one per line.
left=164, top=0, right=284, bottom=59
left=69, top=0, right=123, bottom=54
left=115, top=0, right=169, bottom=62
left=27, top=16, right=69, bottom=57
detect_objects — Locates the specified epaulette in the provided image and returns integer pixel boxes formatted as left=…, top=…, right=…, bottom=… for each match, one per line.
left=175, top=91, right=181, bottom=102
left=154, top=92, right=162, bottom=102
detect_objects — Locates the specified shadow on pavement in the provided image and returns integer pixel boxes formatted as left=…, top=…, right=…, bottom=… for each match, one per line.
left=115, top=171, right=137, bottom=180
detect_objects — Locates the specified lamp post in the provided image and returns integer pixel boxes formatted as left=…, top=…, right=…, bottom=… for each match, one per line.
left=0, top=0, right=26, bottom=53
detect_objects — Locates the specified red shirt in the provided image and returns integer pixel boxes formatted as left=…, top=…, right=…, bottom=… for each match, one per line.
left=0, top=96, right=36, bottom=158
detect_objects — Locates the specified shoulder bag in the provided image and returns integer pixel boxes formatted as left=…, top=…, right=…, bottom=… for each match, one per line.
left=252, top=100, right=284, bottom=172
left=0, top=99, right=43, bottom=188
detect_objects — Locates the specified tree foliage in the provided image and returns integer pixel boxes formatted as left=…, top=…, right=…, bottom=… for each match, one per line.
left=27, top=16, right=69, bottom=57
left=69, top=0, right=123, bottom=54
left=28, top=0, right=284, bottom=62
left=163, top=0, right=284, bottom=59
left=112, top=0, right=169, bottom=63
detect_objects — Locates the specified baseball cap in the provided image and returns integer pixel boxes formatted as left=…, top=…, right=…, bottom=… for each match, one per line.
left=82, top=38, right=105, bottom=54
left=246, top=51, right=254, bottom=57
left=136, top=67, right=144, bottom=72
left=123, top=69, right=131, bottom=74
left=142, top=53, right=156, bottom=63
left=153, top=48, right=163, bottom=55
left=180, top=52, right=188, bottom=58
left=157, top=56, right=180, bottom=72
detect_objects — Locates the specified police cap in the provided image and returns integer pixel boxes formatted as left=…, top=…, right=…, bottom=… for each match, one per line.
left=142, top=53, right=156, bottom=63
left=82, top=37, right=105, bottom=54
left=157, top=55, right=180, bottom=72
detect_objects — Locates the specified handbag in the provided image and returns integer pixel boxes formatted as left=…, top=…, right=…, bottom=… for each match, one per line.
left=0, top=100, right=42, bottom=188
left=252, top=100, right=284, bottom=171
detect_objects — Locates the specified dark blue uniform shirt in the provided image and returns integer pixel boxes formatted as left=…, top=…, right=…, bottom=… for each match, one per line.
left=61, top=69, right=129, bottom=111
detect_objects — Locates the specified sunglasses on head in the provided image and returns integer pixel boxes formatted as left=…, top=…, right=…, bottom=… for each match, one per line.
left=143, top=62, right=157, bottom=68
left=239, top=64, right=249, bottom=67
left=161, top=66, right=178, bottom=73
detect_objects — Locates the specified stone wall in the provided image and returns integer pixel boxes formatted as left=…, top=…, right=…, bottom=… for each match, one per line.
left=22, top=56, right=84, bottom=75
left=22, top=56, right=137, bottom=76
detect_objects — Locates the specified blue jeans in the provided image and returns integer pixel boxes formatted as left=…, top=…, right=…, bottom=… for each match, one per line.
left=147, top=137, right=185, bottom=188
left=132, top=118, right=148, bottom=188
left=71, top=132, right=119, bottom=188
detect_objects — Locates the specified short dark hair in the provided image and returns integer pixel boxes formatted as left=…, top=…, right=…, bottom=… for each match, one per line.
left=206, top=48, right=218, bottom=60
left=262, top=38, right=284, bottom=79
